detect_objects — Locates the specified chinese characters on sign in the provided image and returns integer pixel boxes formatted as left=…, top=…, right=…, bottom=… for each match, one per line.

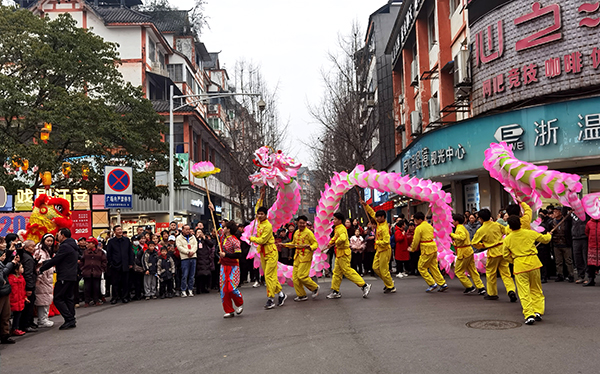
left=15, top=188, right=89, bottom=212
left=578, top=113, right=600, bottom=141
left=476, top=1, right=600, bottom=101
left=403, top=144, right=466, bottom=175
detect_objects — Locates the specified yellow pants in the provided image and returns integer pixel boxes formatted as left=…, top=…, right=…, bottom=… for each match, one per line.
left=455, top=256, right=484, bottom=289
left=331, top=255, right=366, bottom=292
left=418, top=252, right=445, bottom=286
left=373, top=250, right=395, bottom=289
left=515, top=268, right=545, bottom=318
left=485, top=256, right=516, bottom=296
left=293, top=260, right=318, bottom=297
left=260, top=250, right=282, bottom=298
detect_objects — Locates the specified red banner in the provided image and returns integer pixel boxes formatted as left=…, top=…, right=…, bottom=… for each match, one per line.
left=71, top=211, right=92, bottom=239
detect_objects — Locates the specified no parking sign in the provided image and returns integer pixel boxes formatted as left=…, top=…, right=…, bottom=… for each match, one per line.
left=104, top=166, right=133, bottom=208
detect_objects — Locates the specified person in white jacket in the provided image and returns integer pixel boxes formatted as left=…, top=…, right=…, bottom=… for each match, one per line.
left=349, top=229, right=366, bottom=275
left=176, top=225, right=198, bottom=297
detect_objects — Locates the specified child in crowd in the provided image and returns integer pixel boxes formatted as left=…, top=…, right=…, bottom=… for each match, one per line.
left=503, top=215, right=552, bottom=325
left=158, top=247, right=175, bottom=299
left=8, top=264, right=26, bottom=337
left=143, top=242, right=159, bottom=300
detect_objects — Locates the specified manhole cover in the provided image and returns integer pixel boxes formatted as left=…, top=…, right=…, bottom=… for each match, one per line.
left=466, top=320, right=522, bottom=330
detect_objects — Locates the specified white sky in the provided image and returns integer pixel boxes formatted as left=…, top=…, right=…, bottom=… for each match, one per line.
left=179, top=0, right=383, bottom=167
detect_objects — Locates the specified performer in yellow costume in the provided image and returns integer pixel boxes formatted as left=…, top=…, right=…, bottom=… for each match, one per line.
left=505, top=200, right=532, bottom=233
left=503, top=215, right=551, bottom=325
left=249, top=207, right=287, bottom=309
left=289, top=215, right=320, bottom=301
left=326, top=212, right=371, bottom=299
left=471, top=208, right=517, bottom=302
left=450, top=213, right=485, bottom=295
left=361, top=200, right=395, bottom=293
left=411, top=211, right=448, bottom=292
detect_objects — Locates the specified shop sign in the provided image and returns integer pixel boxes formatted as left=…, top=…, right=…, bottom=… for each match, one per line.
left=402, top=144, right=466, bottom=175
left=464, top=183, right=480, bottom=213
left=190, top=199, right=203, bottom=208
left=391, top=0, right=425, bottom=64
left=14, top=188, right=88, bottom=212
left=395, top=96, right=600, bottom=179
left=471, top=1, right=600, bottom=115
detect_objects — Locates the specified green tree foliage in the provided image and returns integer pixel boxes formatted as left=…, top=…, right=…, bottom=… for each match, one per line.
left=0, top=6, right=177, bottom=202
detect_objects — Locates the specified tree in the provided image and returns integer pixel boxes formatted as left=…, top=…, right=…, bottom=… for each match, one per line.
left=0, top=6, right=175, bottom=201
left=138, top=0, right=208, bottom=38
left=223, top=60, right=289, bottom=219
left=308, top=23, right=373, bottom=218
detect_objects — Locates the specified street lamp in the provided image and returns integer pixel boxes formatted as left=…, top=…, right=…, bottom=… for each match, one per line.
left=168, top=85, right=262, bottom=222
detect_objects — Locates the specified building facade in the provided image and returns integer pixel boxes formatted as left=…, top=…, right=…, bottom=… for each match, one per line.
left=23, top=0, right=247, bottom=234
left=385, top=0, right=600, bottom=216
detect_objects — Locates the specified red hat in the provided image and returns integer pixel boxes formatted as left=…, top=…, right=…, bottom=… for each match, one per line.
left=86, top=236, right=99, bottom=245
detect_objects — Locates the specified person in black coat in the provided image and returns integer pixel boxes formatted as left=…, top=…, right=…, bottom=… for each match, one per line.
left=194, top=228, right=214, bottom=294
left=19, top=240, right=38, bottom=332
left=106, top=225, right=134, bottom=304
left=39, top=228, right=79, bottom=330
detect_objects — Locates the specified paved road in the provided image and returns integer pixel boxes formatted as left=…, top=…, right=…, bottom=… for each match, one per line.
left=1, top=274, right=599, bottom=374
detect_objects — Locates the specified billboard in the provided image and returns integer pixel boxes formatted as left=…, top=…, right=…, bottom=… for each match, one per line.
left=470, top=0, right=600, bottom=116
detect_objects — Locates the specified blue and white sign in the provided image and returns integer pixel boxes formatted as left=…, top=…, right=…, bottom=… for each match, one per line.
left=104, top=166, right=133, bottom=208
left=308, top=207, right=316, bottom=214
left=394, top=97, right=600, bottom=179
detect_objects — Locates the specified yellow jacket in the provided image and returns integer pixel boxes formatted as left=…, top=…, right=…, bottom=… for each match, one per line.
left=471, top=220, right=507, bottom=258
left=506, top=202, right=533, bottom=235
left=503, top=229, right=551, bottom=274
left=364, top=205, right=391, bottom=253
left=250, top=219, right=276, bottom=255
left=411, top=221, right=437, bottom=255
left=328, top=224, right=351, bottom=257
left=450, top=224, right=473, bottom=259
left=293, top=228, right=318, bottom=263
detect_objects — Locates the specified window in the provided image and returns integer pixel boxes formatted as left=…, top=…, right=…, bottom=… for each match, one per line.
left=428, top=8, right=436, bottom=49
left=174, top=123, right=184, bottom=154
left=193, top=132, right=199, bottom=161
left=158, top=53, right=165, bottom=68
left=186, top=68, right=194, bottom=93
left=450, top=0, right=461, bottom=14
left=167, top=64, right=183, bottom=82
left=149, top=40, right=156, bottom=62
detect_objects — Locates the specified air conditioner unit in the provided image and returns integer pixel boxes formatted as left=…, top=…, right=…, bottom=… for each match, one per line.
left=208, top=104, right=219, bottom=113
left=410, top=111, right=422, bottom=136
left=455, top=85, right=471, bottom=100
left=411, top=60, right=419, bottom=86
left=454, top=49, right=471, bottom=87
left=428, top=97, right=440, bottom=123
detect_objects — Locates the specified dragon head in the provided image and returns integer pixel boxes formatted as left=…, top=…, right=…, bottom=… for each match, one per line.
left=25, top=194, right=72, bottom=243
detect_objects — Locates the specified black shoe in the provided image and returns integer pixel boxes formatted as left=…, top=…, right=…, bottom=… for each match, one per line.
left=508, top=291, right=517, bottom=303
left=166, top=294, right=173, bottom=299
left=534, top=312, right=543, bottom=322
left=25, top=327, right=38, bottom=333
left=567, top=276, right=575, bottom=283
left=30, top=322, right=38, bottom=329
left=110, top=298, right=118, bottom=305
left=583, top=280, right=596, bottom=287
left=477, top=287, right=486, bottom=295
left=555, top=275, right=564, bottom=282
left=463, top=286, right=476, bottom=294
left=0, top=337, right=15, bottom=344
left=484, top=295, right=499, bottom=300
left=160, top=294, right=166, bottom=299
left=525, top=316, right=535, bottom=325
left=277, top=293, right=287, bottom=307
left=122, top=298, right=130, bottom=304
left=58, top=321, right=76, bottom=330
left=264, top=299, right=275, bottom=309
